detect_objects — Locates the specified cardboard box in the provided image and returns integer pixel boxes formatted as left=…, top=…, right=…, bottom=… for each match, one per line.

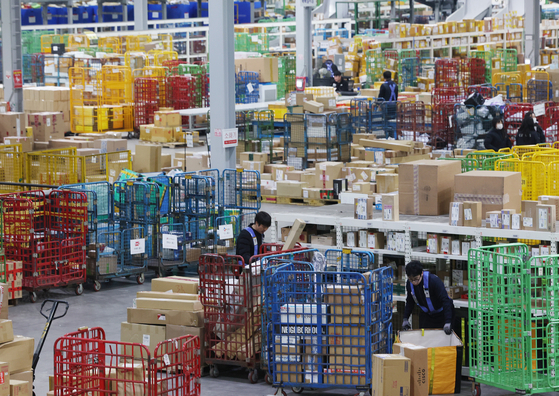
left=536, top=204, right=556, bottom=232
left=9, top=380, right=28, bottom=396
left=282, top=219, right=306, bottom=250
left=240, top=152, right=268, bottom=163
left=242, top=160, right=265, bottom=174
left=136, top=291, right=198, bottom=301
left=367, top=232, right=385, bottom=249
left=302, top=187, right=321, bottom=199
left=501, top=209, right=516, bottom=230
left=539, top=195, right=559, bottom=220
left=161, top=153, right=172, bottom=169
left=120, top=322, right=166, bottom=358
left=454, top=171, right=522, bottom=217
left=134, top=144, right=161, bottom=173
left=151, top=277, right=199, bottom=294
left=315, top=162, right=343, bottom=189
left=392, top=344, right=428, bottom=396
left=522, top=200, right=539, bottom=230
left=310, top=235, right=335, bottom=246
left=135, top=298, right=202, bottom=311
left=0, top=362, right=8, bottom=396
left=377, top=173, right=399, bottom=194
left=3, top=137, right=32, bottom=152
left=235, top=57, right=279, bottom=83
left=0, top=113, right=26, bottom=139
left=315, top=96, right=337, bottom=110
left=93, top=138, right=127, bottom=153
left=277, top=181, right=307, bottom=197
left=399, top=160, right=462, bottom=215
left=382, top=193, right=399, bottom=221
left=0, top=321, right=13, bottom=344
left=0, top=336, right=33, bottom=374
left=324, top=367, right=366, bottom=386
left=486, top=211, right=502, bottom=228
left=372, top=354, right=411, bottom=396
left=447, top=285, right=465, bottom=299
left=127, top=308, right=204, bottom=327
left=154, top=111, right=181, bottom=127
left=303, top=100, right=324, bottom=114
left=449, top=202, right=464, bottom=226
left=355, top=197, right=375, bottom=220
left=463, top=201, right=482, bottom=227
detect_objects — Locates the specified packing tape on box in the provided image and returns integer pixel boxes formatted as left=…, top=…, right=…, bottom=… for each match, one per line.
left=413, top=164, right=419, bottom=215
left=453, top=193, right=508, bottom=205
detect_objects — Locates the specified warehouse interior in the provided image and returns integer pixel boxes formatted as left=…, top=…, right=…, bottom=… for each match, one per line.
left=0, top=0, right=559, bottom=396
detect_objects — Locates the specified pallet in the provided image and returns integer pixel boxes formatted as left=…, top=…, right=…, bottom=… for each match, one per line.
left=262, top=195, right=340, bottom=206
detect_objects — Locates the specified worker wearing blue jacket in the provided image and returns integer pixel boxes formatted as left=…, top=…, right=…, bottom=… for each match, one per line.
left=402, top=261, right=454, bottom=334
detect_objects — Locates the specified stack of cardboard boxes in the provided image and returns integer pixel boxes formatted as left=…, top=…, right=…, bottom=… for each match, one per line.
left=0, top=282, right=34, bottom=396
left=23, top=87, right=71, bottom=129
left=139, top=110, right=199, bottom=144
left=124, top=277, right=205, bottom=364
left=5, top=261, right=23, bottom=301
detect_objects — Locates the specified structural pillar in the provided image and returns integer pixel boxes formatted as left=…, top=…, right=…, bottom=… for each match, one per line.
left=135, top=0, right=148, bottom=31
left=208, top=0, right=236, bottom=171
left=434, top=1, right=440, bottom=23
left=296, top=2, right=313, bottom=86
left=409, top=0, right=415, bottom=24
left=1, top=0, right=24, bottom=113
left=525, top=0, right=540, bottom=66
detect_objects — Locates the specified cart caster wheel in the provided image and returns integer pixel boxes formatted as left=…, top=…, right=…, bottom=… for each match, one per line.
left=209, top=366, right=219, bottom=378
left=75, top=284, right=84, bottom=296
left=137, top=274, right=145, bottom=285
left=265, top=373, right=273, bottom=385
left=249, top=369, right=258, bottom=384
left=93, top=281, right=101, bottom=292
left=473, top=384, right=481, bottom=396
left=292, top=386, right=303, bottom=394
left=29, top=292, right=37, bottom=303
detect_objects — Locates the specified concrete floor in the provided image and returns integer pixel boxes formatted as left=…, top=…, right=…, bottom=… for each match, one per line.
left=11, top=264, right=534, bottom=396
left=7, top=139, right=538, bottom=396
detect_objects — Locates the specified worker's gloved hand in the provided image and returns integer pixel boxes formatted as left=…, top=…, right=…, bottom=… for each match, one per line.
left=443, top=323, right=452, bottom=335
left=402, top=319, right=411, bottom=331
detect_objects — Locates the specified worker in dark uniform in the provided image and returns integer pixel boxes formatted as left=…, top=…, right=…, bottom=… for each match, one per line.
left=235, top=211, right=271, bottom=265
left=402, top=261, right=454, bottom=334
left=378, top=70, right=398, bottom=102
left=333, top=71, right=349, bottom=93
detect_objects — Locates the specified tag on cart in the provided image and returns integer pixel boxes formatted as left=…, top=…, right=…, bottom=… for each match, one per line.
left=130, top=239, right=145, bottom=255
left=162, top=234, right=178, bottom=250
left=219, top=224, right=234, bottom=240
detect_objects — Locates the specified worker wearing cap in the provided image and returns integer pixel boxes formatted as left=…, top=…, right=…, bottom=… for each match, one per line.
left=402, top=260, right=454, bottom=334
left=235, top=211, right=271, bottom=265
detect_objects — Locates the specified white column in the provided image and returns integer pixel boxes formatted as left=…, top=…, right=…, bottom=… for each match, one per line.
left=208, top=0, right=236, bottom=170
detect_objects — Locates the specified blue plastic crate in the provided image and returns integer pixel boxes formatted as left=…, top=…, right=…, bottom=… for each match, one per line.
left=101, top=4, right=123, bottom=22
left=148, top=3, right=162, bottom=20
left=167, top=3, right=189, bottom=19
left=22, top=8, right=43, bottom=25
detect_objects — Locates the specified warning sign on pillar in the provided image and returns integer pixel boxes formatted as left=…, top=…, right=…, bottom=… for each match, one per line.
left=13, top=70, right=22, bottom=89
left=223, top=128, right=238, bottom=148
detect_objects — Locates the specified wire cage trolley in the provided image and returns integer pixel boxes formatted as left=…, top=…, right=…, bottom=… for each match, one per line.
left=468, top=243, right=559, bottom=396
left=53, top=326, right=201, bottom=395
left=265, top=265, right=393, bottom=395
left=1, top=190, right=88, bottom=303
left=198, top=253, right=262, bottom=383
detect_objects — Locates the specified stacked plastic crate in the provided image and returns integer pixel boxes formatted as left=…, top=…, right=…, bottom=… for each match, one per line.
left=235, top=71, right=260, bottom=104
left=277, top=55, right=295, bottom=100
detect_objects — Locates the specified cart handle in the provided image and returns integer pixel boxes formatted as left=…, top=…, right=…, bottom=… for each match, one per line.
left=40, top=299, right=69, bottom=321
